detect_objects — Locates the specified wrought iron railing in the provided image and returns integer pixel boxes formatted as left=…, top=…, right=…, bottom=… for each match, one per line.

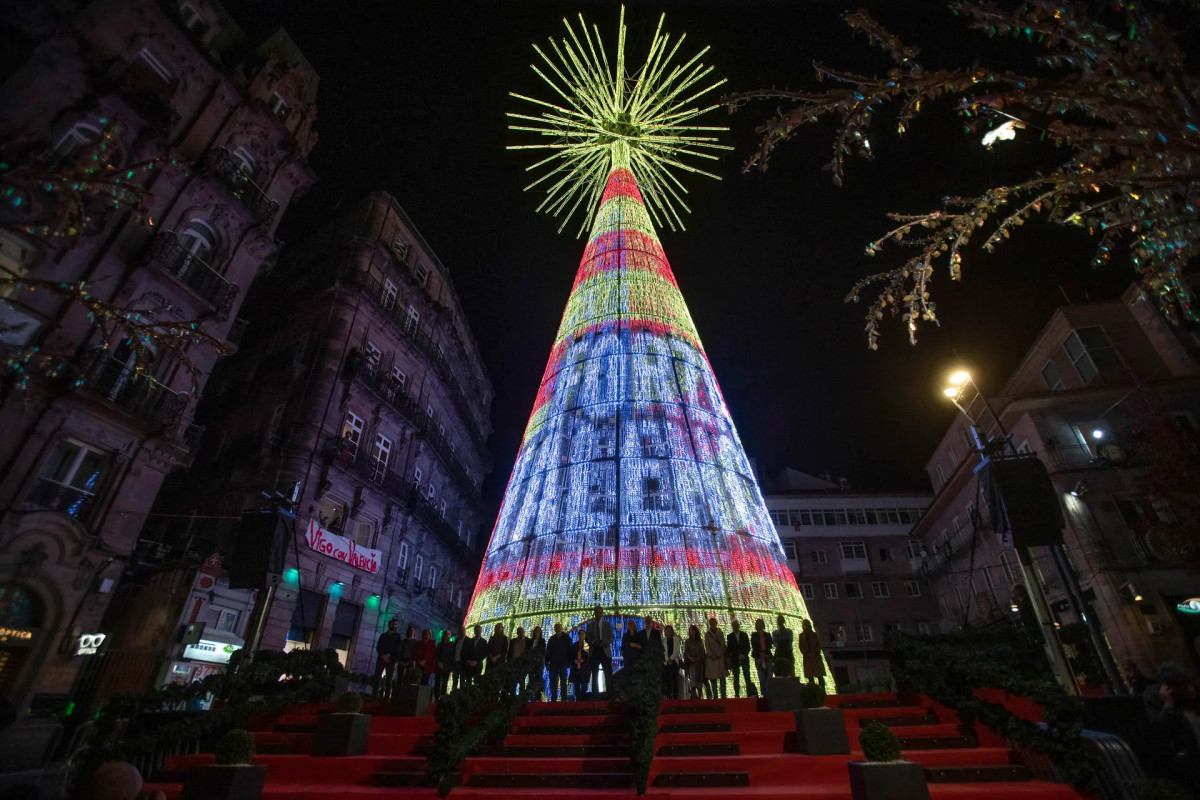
left=145, top=232, right=238, bottom=315
left=1043, top=442, right=1145, bottom=472
left=82, top=357, right=188, bottom=427
left=206, top=147, right=279, bottom=226
left=25, top=477, right=100, bottom=520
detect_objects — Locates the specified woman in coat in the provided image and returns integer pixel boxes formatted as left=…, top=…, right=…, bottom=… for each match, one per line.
left=798, top=619, right=826, bottom=688
left=570, top=637, right=591, bottom=701
left=662, top=624, right=685, bottom=699
left=414, top=628, right=438, bottom=686
left=683, top=624, right=706, bottom=699
left=704, top=618, right=728, bottom=699
left=750, top=617, right=774, bottom=697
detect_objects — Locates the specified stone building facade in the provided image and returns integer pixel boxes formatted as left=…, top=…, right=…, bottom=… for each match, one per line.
left=147, top=191, right=494, bottom=680
left=0, top=0, right=317, bottom=730
left=913, top=290, right=1200, bottom=689
left=763, top=469, right=937, bottom=689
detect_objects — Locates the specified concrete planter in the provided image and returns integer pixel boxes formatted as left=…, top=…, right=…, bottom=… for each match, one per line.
left=312, top=712, right=372, bottom=756
left=794, top=707, right=850, bottom=755
left=847, top=761, right=931, bottom=800
left=392, top=684, right=433, bottom=716
left=181, top=764, right=267, bottom=800
left=765, top=677, right=802, bottom=711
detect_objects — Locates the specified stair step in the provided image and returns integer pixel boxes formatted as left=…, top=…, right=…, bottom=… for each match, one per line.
left=860, top=714, right=940, bottom=727
left=900, top=734, right=979, bottom=750
left=839, top=698, right=905, bottom=709
left=653, top=772, right=751, bottom=788
left=926, top=765, right=1033, bottom=783
left=660, top=722, right=732, bottom=734
left=657, top=743, right=739, bottom=756
left=501, top=745, right=629, bottom=758
left=256, top=742, right=294, bottom=754
left=274, top=723, right=316, bottom=733
left=467, top=773, right=633, bottom=788
left=661, top=705, right=724, bottom=715
left=373, top=771, right=430, bottom=788
left=530, top=705, right=617, bottom=716
left=514, top=724, right=627, bottom=735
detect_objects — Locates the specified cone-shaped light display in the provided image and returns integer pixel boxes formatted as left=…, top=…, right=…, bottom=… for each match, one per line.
left=467, top=9, right=824, bottom=666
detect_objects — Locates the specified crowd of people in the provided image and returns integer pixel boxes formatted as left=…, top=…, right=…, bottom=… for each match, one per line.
left=373, top=606, right=829, bottom=701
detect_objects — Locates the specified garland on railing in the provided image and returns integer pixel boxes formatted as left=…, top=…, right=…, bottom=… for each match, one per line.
left=83, top=649, right=347, bottom=779
left=616, top=638, right=664, bottom=795
left=426, top=651, right=545, bottom=797
left=888, top=630, right=1096, bottom=788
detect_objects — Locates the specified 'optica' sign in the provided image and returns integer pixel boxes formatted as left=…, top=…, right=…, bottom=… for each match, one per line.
left=305, top=520, right=381, bottom=574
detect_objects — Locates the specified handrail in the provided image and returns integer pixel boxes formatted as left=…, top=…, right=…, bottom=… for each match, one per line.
left=82, top=356, right=188, bottom=427
left=145, top=232, right=238, bottom=315
left=206, top=147, right=279, bottom=226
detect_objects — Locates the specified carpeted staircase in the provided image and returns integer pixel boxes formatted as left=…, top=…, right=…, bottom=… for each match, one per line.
left=143, top=692, right=1089, bottom=798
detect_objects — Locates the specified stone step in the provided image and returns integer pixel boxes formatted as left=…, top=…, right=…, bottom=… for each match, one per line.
left=925, top=765, right=1033, bottom=783
left=661, top=705, right=725, bottom=715
left=513, top=724, right=628, bottom=736
left=529, top=705, right=618, bottom=716
left=899, top=734, right=979, bottom=750
left=839, top=698, right=905, bottom=709
left=657, top=743, right=739, bottom=757
left=467, top=772, right=633, bottom=788
left=659, top=721, right=732, bottom=734
left=653, top=772, right=751, bottom=788
left=372, top=771, right=430, bottom=788
left=859, top=714, right=940, bottom=727
left=500, top=745, right=630, bottom=758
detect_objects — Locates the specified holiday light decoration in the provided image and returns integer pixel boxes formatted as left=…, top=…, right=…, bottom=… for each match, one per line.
left=466, top=9, right=828, bottom=687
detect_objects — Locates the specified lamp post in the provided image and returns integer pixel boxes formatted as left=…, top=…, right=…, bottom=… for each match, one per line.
left=940, top=369, right=1079, bottom=692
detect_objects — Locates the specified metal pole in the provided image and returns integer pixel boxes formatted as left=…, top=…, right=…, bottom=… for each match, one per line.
left=1049, top=543, right=1123, bottom=691
left=241, top=583, right=276, bottom=664
left=1017, top=547, right=1078, bottom=693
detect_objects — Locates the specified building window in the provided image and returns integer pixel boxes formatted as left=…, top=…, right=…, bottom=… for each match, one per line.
left=845, top=582, right=863, bottom=599
left=1041, top=361, right=1065, bottom=391
left=947, top=446, right=957, bottom=467
left=426, top=404, right=435, bottom=420
left=935, top=463, right=946, bottom=488
left=340, top=412, right=363, bottom=459
left=856, top=623, right=873, bottom=642
left=439, top=499, right=447, bottom=519
left=392, top=235, right=410, bottom=261
left=231, top=145, right=256, bottom=177
left=952, top=516, right=963, bottom=534
left=457, top=588, right=464, bottom=607
left=318, top=497, right=345, bottom=533
left=427, top=481, right=437, bottom=500
left=136, top=47, right=174, bottom=83
left=883, top=622, right=902, bottom=637
left=364, top=341, right=382, bottom=371
left=904, top=580, right=922, bottom=597
left=429, top=565, right=438, bottom=590
left=1063, top=326, right=1120, bottom=385
left=329, top=600, right=360, bottom=668
left=55, top=122, right=103, bottom=160
left=839, top=541, right=868, bottom=560
left=829, top=623, right=846, bottom=644
left=269, top=92, right=289, bottom=117
left=871, top=581, right=890, bottom=599
left=397, top=542, right=410, bottom=580
left=811, top=549, right=827, bottom=564
left=215, top=609, right=239, bottom=633
left=823, top=583, right=838, bottom=600
left=413, top=262, right=429, bottom=285
left=999, top=552, right=1015, bottom=584
left=916, top=620, right=931, bottom=635
left=286, top=588, right=323, bottom=651
left=353, top=521, right=373, bottom=547
left=404, top=305, right=420, bottom=335
left=389, top=365, right=407, bottom=398
left=783, top=541, right=798, bottom=561
left=29, top=440, right=110, bottom=519
left=412, top=465, right=423, bottom=488
left=381, top=279, right=398, bottom=310
left=800, top=583, right=814, bottom=600
left=369, top=433, right=391, bottom=483
left=770, top=510, right=790, bottom=526
left=905, top=540, right=927, bottom=559
left=414, top=555, right=424, bottom=583
left=179, top=218, right=217, bottom=267
left=878, top=547, right=893, bottom=562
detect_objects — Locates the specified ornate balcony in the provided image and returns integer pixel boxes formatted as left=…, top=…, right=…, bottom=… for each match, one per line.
left=82, top=357, right=188, bottom=427
left=206, top=147, right=279, bottom=227
left=26, top=477, right=100, bottom=521
left=145, top=232, right=238, bottom=315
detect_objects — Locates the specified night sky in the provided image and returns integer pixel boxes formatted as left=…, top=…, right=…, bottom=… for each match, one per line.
left=231, top=1, right=1131, bottom=510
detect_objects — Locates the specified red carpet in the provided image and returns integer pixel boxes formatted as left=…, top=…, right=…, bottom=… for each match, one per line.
left=143, top=692, right=1089, bottom=798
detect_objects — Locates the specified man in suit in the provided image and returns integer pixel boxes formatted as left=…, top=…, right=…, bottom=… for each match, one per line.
left=487, top=622, right=509, bottom=673
left=727, top=618, right=756, bottom=698
left=462, top=624, right=486, bottom=685
left=545, top=622, right=574, bottom=701
left=585, top=604, right=614, bottom=693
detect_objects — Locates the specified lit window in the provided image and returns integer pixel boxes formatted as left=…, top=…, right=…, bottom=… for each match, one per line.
left=823, top=583, right=838, bottom=600
left=1063, top=326, right=1120, bottom=385
left=845, top=582, right=863, bottom=599
left=871, top=581, right=890, bottom=599
left=390, top=365, right=407, bottom=394
left=179, top=218, right=217, bottom=265
left=829, top=623, right=845, bottom=643
left=340, top=412, right=363, bottom=458
left=318, top=497, right=345, bottom=533
left=1041, top=361, right=1064, bottom=391
left=30, top=440, right=110, bottom=519
left=811, top=549, right=827, bottom=564
left=800, top=583, right=814, bottom=600
left=215, top=609, right=239, bottom=633
left=439, top=499, right=447, bottom=519
left=904, top=580, right=922, bottom=597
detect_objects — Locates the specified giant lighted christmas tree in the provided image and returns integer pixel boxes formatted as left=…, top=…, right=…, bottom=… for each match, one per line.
left=466, top=9, right=823, bottom=667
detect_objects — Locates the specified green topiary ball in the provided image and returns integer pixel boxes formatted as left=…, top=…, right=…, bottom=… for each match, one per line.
left=335, top=691, right=364, bottom=714
left=797, top=682, right=827, bottom=709
left=214, top=728, right=255, bottom=765
left=773, top=656, right=795, bottom=677
left=858, top=721, right=902, bottom=762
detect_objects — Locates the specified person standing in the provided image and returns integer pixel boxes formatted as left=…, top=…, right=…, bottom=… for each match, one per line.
left=727, top=619, right=756, bottom=698
left=415, top=628, right=437, bottom=687
left=773, top=614, right=795, bottom=677
left=451, top=626, right=469, bottom=691
left=662, top=624, right=684, bottom=699
left=621, top=620, right=644, bottom=669
left=797, top=619, right=826, bottom=688
left=546, top=622, right=573, bottom=701
left=585, top=605, right=614, bottom=694
left=684, top=624, right=706, bottom=699
left=398, top=624, right=418, bottom=679
left=527, top=626, right=547, bottom=697
left=463, top=624, right=487, bottom=685
left=488, top=623, right=509, bottom=674
left=704, top=617, right=728, bottom=699
left=750, top=618, right=774, bottom=697
left=435, top=629, right=455, bottom=695
left=508, top=626, right=528, bottom=695
left=374, top=618, right=402, bottom=699
left=570, top=637, right=591, bottom=701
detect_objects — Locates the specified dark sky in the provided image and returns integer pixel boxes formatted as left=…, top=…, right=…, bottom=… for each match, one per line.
left=231, top=1, right=1130, bottom=510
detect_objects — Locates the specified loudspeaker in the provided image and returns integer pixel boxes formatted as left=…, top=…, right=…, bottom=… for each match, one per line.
left=229, top=510, right=290, bottom=589
left=981, top=456, right=1065, bottom=548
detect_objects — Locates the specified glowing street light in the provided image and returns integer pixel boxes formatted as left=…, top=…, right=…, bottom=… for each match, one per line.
left=949, top=371, right=971, bottom=386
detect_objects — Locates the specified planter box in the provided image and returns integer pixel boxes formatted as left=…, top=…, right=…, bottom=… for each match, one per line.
left=794, top=707, right=850, bottom=755
left=392, top=685, right=432, bottom=716
left=847, top=761, right=930, bottom=800
left=765, top=677, right=802, bottom=711
left=181, top=764, right=267, bottom=800
left=312, top=712, right=372, bottom=757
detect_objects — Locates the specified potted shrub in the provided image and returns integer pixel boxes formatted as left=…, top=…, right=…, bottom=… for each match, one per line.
left=392, top=665, right=432, bottom=717
left=847, top=721, right=930, bottom=800
left=312, top=691, right=372, bottom=757
left=182, top=729, right=266, bottom=800
left=765, top=656, right=802, bottom=711
left=793, top=683, right=850, bottom=755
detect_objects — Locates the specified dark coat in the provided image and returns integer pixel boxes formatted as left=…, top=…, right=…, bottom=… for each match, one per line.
left=727, top=630, right=751, bottom=662
left=546, top=632, right=574, bottom=666
left=376, top=630, right=402, bottom=658
left=750, top=631, right=773, bottom=665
